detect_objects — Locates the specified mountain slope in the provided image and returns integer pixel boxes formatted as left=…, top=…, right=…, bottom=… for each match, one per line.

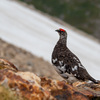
left=20, top=0, right=100, bottom=39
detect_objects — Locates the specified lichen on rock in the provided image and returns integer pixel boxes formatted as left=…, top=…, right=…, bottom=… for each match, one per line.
left=0, top=58, right=100, bottom=100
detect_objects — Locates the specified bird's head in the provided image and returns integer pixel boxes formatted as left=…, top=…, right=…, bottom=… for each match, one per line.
left=55, top=28, right=67, bottom=39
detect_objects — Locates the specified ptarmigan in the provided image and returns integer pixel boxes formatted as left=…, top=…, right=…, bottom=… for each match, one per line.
left=52, top=28, right=98, bottom=84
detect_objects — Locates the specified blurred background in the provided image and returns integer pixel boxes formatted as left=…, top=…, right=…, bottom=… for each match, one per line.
left=20, top=0, right=100, bottom=39
left=0, top=0, right=100, bottom=80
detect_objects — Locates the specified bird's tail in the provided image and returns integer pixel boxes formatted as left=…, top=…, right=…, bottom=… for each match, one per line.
left=89, top=76, right=98, bottom=84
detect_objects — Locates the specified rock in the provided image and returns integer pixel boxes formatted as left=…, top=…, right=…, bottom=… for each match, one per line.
left=0, top=59, right=100, bottom=100
left=0, top=58, right=18, bottom=72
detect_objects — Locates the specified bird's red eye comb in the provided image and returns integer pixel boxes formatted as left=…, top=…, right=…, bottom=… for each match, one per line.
left=60, top=28, right=65, bottom=32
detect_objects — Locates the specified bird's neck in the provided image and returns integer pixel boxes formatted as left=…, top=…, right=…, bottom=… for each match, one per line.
left=58, top=36, right=67, bottom=46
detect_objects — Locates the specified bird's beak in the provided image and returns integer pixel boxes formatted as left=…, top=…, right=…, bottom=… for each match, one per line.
left=55, top=29, right=60, bottom=32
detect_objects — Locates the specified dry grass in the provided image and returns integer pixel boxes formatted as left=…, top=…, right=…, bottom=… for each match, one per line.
left=0, top=85, right=26, bottom=100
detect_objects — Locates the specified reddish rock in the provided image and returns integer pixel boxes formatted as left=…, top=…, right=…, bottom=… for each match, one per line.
left=0, top=58, right=18, bottom=72
left=0, top=59, right=100, bottom=100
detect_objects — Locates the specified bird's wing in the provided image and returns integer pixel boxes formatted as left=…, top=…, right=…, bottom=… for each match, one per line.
left=57, top=50, right=85, bottom=75
left=64, top=49, right=85, bottom=69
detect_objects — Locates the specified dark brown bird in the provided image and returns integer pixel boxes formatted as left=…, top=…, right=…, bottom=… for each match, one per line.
left=52, top=28, right=98, bottom=84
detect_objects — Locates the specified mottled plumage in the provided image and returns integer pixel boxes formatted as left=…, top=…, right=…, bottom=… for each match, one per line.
left=52, top=28, right=98, bottom=84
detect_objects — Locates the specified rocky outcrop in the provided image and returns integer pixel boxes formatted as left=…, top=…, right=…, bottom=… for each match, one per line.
left=0, top=58, right=100, bottom=100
